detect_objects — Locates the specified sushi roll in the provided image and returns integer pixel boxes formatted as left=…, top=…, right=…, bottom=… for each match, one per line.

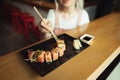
left=45, top=51, right=52, bottom=63
left=51, top=48, right=59, bottom=61
left=37, top=50, right=45, bottom=63
left=28, top=51, right=38, bottom=62
left=55, top=47, right=64, bottom=57
left=57, top=40, right=66, bottom=51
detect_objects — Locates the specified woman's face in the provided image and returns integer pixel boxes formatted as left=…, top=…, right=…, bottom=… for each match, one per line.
left=58, top=0, right=76, bottom=8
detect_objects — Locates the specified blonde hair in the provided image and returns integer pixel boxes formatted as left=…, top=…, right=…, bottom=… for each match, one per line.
left=54, top=0, right=84, bottom=10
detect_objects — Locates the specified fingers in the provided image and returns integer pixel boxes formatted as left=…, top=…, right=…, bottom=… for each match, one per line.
left=40, top=19, right=52, bottom=31
left=41, top=27, right=50, bottom=33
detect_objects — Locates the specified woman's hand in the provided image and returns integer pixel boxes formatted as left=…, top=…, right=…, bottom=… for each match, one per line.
left=40, top=19, right=52, bottom=32
left=54, top=28, right=69, bottom=35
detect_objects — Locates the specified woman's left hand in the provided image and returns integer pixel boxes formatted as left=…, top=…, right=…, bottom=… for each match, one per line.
left=54, top=28, right=69, bottom=35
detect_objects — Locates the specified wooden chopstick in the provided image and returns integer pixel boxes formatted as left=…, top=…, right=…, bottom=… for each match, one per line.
left=33, top=6, right=59, bottom=41
left=33, top=6, right=45, bottom=23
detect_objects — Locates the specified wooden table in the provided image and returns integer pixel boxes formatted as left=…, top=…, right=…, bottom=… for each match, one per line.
left=0, top=12, right=120, bottom=80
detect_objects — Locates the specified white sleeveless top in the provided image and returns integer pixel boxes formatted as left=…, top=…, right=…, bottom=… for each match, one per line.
left=47, top=9, right=90, bottom=30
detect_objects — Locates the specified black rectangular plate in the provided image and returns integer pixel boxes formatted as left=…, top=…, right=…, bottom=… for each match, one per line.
left=21, top=33, right=89, bottom=77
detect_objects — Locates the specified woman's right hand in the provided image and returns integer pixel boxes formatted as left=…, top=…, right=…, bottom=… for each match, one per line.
left=40, top=18, right=52, bottom=32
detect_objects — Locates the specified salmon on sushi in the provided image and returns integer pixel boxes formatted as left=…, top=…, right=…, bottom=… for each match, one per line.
left=45, top=51, right=52, bottom=63
left=51, top=48, right=59, bottom=61
left=55, top=47, right=64, bottom=57
left=37, top=50, right=45, bottom=63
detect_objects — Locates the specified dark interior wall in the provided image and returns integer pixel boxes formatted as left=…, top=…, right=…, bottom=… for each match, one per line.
left=95, top=0, right=114, bottom=19
left=113, top=0, right=120, bottom=11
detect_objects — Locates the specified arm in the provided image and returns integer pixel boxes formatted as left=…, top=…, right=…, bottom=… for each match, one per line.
left=79, top=10, right=90, bottom=25
left=78, top=10, right=90, bottom=34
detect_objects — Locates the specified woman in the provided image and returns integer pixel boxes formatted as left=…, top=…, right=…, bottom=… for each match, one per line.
left=40, top=0, right=89, bottom=38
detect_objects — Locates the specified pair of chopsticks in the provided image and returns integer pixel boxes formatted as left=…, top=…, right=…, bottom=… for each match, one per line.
left=33, top=6, right=59, bottom=41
